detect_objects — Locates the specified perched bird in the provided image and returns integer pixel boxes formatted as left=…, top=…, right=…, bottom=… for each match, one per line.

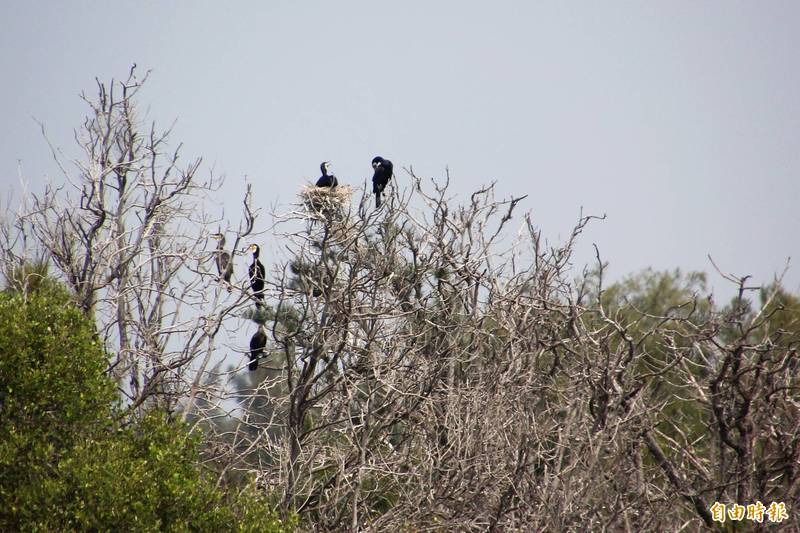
left=371, top=156, right=393, bottom=208
left=249, top=326, right=266, bottom=371
left=210, top=232, right=233, bottom=292
left=315, top=161, right=338, bottom=188
left=247, top=244, right=266, bottom=308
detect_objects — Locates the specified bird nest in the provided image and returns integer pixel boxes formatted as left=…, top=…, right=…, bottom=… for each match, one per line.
left=301, top=185, right=353, bottom=219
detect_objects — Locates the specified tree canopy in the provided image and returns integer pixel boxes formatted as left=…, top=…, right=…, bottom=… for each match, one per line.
left=0, top=284, right=291, bottom=532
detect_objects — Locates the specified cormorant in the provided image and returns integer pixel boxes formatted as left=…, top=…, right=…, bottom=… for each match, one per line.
left=315, top=161, right=338, bottom=188
left=210, top=232, right=233, bottom=292
left=247, top=244, right=266, bottom=308
left=371, top=156, right=393, bottom=208
left=249, top=326, right=266, bottom=371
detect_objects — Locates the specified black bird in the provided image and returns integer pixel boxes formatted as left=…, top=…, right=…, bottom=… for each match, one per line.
left=371, top=156, right=393, bottom=208
left=315, top=161, right=338, bottom=188
left=249, top=326, right=266, bottom=371
left=210, top=232, right=233, bottom=292
left=247, top=243, right=266, bottom=308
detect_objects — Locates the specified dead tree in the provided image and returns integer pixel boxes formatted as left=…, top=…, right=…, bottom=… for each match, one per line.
left=12, top=67, right=259, bottom=416
left=214, top=168, right=798, bottom=532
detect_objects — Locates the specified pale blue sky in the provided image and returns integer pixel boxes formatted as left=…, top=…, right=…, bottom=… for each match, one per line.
left=1, top=1, right=798, bottom=297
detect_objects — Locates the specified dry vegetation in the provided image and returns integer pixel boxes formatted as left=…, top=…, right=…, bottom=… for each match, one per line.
left=3, top=69, right=798, bottom=532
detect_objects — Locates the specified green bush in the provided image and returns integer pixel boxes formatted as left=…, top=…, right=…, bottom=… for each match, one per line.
left=0, top=286, right=291, bottom=532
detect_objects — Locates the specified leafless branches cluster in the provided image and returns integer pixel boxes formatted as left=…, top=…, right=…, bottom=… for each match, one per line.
left=4, top=67, right=260, bottom=416
left=3, top=70, right=797, bottom=531
left=201, top=172, right=797, bottom=530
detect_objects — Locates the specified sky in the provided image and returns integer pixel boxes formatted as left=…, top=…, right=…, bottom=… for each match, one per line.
left=1, top=1, right=798, bottom=299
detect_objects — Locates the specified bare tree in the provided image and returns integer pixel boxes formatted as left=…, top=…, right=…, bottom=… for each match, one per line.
left=9, top=66, right=259, bottom=416
left=206, top=171, right=798, bottom=532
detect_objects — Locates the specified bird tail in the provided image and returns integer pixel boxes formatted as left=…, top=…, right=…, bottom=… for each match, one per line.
left=375, top=192, right=382, bottom=209
left=249, top=354, right=259, bottom=371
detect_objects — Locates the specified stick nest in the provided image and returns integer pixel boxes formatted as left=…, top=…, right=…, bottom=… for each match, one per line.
left=301, top=185, right=353, bottom=218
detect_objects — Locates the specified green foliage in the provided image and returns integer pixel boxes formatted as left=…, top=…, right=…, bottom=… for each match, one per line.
left=45, top=413, right=291, bottom=532
left=1, top=258, right=61, bottom=298
left=0, top=285, right=291, bottom=532
left=593, top=269, right=713, bottom=448
left=0, top=285, right=114, bottom=446
left=758, top=282, right=800, bottom=342
left=598, top=268, right=710, bottom=320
